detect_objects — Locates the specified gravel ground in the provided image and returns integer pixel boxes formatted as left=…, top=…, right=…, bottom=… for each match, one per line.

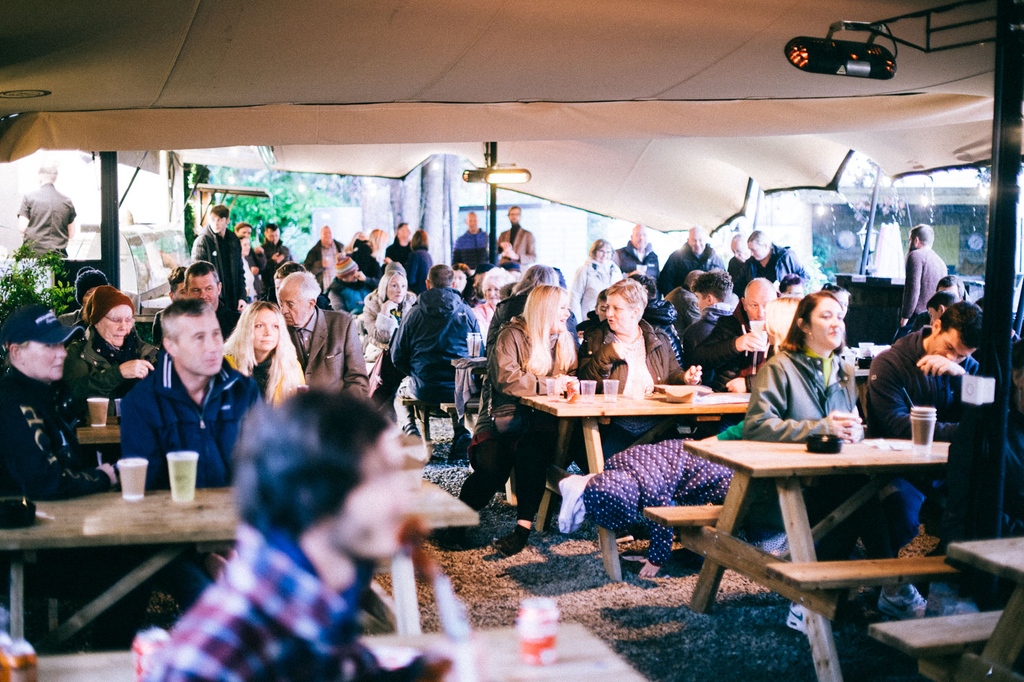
left=405, top=419, right=927, bottom=682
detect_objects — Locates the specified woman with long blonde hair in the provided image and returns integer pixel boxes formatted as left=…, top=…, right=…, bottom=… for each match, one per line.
left=457, top=285, right=579, bottom=555
left=224, top=301, right=305, bottom=404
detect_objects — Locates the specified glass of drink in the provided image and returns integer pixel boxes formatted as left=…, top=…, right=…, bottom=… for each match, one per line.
left=166, top=451, right=199, bottom=502
left=544, top=377, right=559, bottom=397
left=117, top=457, right=148, bottom=502
left=579, top=380, right=597, bottom=404
left=602, top=379, right=619, bottom=402
left=87, top=397, right=110, bottom=427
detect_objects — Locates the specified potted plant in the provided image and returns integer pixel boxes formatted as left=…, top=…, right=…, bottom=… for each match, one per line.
left=0, top=245, right=74, bottom=358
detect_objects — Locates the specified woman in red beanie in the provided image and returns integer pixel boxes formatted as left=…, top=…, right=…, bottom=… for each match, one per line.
left=63, top=285, right=158, bottom=423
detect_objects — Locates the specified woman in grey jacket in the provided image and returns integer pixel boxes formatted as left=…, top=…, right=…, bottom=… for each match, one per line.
left=744, top=291, right=927, bottom=624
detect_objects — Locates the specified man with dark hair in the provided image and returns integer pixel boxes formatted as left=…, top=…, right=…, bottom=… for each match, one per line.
left=0, top=305, right=115, bottom=499
left=147, top=393, right=431, bottom=681
left=689, top=278, right=776, bottom=392
left=191, top=204, right=247, bottom=312
left=18, top=164, right=76, bottom=256
left=391, top=264, right=479, bottom=448
left=385, top=222, right=413, bottom=267
left=658, top=226, right=726, bottom=295
left=153, top=261, right=240, bottom=346
left=122, top=299, right=259, bottom=491
left=279, top=271, right=368, bottom=396
left=778, top=273, right=805, bottom=296
left=452, top=212, right=488, bottom=271
left=630, top=273, right=684, bottom=366
left=900, top=224, right=948, bottom=328
left=615, top=223, right=660, bottom=279
left=259, top=223, right=292, bottom=302
left=682, top=270, right=736, bottom=367
left=733, top=230, right=808, bottom=294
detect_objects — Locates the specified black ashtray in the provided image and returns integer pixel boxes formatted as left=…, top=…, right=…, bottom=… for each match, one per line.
left=806, top=434, right=842, bottom=454
left=0, top=498, right=36, bottom=528
left=857, top=357, right=872, bottom=369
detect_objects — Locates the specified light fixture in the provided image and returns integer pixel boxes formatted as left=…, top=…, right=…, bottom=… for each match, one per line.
left=0, top=89, right=51, bottom=99
left=785, top=22, right=896, bottom=80
left=462, top=164, right=531, bottom=185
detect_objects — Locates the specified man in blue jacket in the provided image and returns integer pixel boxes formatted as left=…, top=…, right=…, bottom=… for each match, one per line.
left=121, top=299, right=260, bottom=491
left=657, top=226, right=726, bottom=295
left=391, top=264, right=479, bottom=451
left=733, top=230, right=809, bottom=293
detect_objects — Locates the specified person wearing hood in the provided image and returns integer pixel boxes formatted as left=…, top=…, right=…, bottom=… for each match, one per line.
left=58, top=266, right=108, bottom=328
left=657, top=226, right=726, bottom=296
left=569, top=239, right=623, bottom=321
left=631, top=274, right=685, bottom=367
left=615, top=224, right=660, bottom=279
left=733, top=230, right=809, bottom=294
left=390, top=264, right=479, bottom=448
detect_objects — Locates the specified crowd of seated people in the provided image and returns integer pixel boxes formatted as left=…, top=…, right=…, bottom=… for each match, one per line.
left=6, top=206, right=1018, bottom=666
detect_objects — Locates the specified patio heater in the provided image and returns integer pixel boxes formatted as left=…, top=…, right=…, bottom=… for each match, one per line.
left=462, top=142, right=532, bottom=263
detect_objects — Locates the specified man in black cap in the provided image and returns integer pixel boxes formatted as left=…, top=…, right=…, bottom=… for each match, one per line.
left=0, top=305, right=116, bottom=499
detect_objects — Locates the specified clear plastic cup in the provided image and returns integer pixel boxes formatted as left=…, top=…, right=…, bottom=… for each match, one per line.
left=603, top=379, right=619, bottom=402
left=544, top=377, right=559, bottom=397
left=579, top=380, right=597, bottom=403
left=166, top=451, right=199, bottom=502
left=117, top=458, right=148, bottom=502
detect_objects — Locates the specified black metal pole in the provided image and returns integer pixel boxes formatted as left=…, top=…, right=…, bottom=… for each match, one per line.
left=99, top=151, right=120, bottom=288
left=485, top=142, right=498, bottom=264
left=858, top=164, right=883, bottom=275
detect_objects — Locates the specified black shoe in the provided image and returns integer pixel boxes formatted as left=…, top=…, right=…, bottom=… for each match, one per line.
left=402, top=422, right=421, bottom=438
left=432, top=527, right=468, bottom=551
left=450, top=432, right=472, bottom=461
left=493, top=525, right=531, bottom=556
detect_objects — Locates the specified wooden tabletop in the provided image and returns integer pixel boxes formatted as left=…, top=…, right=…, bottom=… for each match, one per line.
left=684, top=438, right=949, bottom=478
left=76, top=424, right=121, bottom=445
left=415, top=481, right=479, bottom=529
left=521, top=394, right=748, bottom=418
left=947, top=537, right=1024, bottom=584
left=38, top=623, right=643, bottom=682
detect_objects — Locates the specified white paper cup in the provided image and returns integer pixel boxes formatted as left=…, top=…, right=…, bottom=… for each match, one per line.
left=603, top=379, right=619, bottom=402
left=117, top=458, right=148, bottom=501
left=87, top=397, right=110, bottom=427
left=166, top=451, right=199, bottom=502
left=579, top=380, right=597, bottom=403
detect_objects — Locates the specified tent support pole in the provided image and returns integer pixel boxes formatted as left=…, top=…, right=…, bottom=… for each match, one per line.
left=99, top=151, right=120, bottom=288
left=485, top=142, right=498, bottom=264
left=858, top=164, right=882, bottom=275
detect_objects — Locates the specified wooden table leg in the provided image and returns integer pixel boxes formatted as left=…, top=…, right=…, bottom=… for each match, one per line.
left=390, top=550, right=421, bottom=635
left=690, top=471, right=754, bottom=613
left=10, top=557, right=24, bottom=639
left=979, top=582, right=1024, bottom=668
left=776, top=477, right=844, bottom=682
left=535, top=419, right=576, bottom=531
left=579, top=417, right=623, bottom=581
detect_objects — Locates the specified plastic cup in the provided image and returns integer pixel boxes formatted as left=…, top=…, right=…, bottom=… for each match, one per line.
left=466, top=333, right=479, bottom=357
left=117, top=458, right=148, bottom=502
left=910, top=408, right=937, bottom=454
left=544, top=377, right=559, bottom=397
left=579, top=380, right=597, bottom=403
left=87, top=397, right=110, bottom=427
left=603, top=379, right=619, bottom=402
left=114, top=398, right=122, bottom=418
left=166, top=451, right=199, bottom=502
left=517, top=597, right=560, bottom=666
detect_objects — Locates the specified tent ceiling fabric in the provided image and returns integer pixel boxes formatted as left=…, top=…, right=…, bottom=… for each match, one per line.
left=0, top=0, right=998, bottom=228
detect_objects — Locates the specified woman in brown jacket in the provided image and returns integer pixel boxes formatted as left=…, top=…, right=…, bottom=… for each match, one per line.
left=578, top=278, right=701, bottom=455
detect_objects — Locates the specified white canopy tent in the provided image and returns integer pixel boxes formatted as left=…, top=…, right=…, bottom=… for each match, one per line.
left=0, top=0, right=1000, bottom=229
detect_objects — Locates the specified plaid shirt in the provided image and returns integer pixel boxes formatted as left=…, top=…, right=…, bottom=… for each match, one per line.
left=147, top=524, right=408, bottom=682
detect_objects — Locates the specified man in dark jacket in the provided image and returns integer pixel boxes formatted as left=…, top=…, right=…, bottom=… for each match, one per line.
left=733, top=230, right=808, bottom=293
left=391, top=265, right=479, bottom=443
left=258, top=223, right=292, bottom=303
left=615, top=224, right=660, bottom=279
left=384, top=222, right=413, bottom=267
left=191, top=204, right=246, bottom=312
left=121, top=299, right=260, bottom=491
left=303, top=225, right=344, bottom=292
left=0, top=305, right=115, bottom=499
left=689, top=278, right=775, bottom=392
left=682, top=271, right=738, bottom=376
left=154, top=261, right=240, bottom=346
left=657, top=227, right=726, bottom=295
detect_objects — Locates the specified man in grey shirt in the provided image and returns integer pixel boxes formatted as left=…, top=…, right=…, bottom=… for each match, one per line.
left=18, top=164, right=76, bottom=256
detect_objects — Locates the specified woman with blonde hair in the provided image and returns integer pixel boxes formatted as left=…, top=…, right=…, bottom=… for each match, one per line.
left=569, top=238, right=622, bottom=321
left=763, top=295, right=802, bottom=353
left=456, top=285, right=579, bottom=555
left=224, top=301, right=305, bottom=404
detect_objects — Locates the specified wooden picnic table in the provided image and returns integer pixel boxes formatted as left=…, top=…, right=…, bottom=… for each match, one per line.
left=38, top=623, right=645, bottom=681
left=76, top=416, right=121, bottom=446
left=677, top=438, right=950, bottom=682
left=520, top=393, right=748, bottom=580
left=4, top=482, right=475, bottom=647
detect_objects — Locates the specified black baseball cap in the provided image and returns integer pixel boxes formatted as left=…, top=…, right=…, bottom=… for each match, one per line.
left=1, top=305, right=81, bottom=346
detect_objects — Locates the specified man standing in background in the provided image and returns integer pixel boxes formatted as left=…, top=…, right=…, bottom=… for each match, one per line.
left=900, top=224, right=948, bottom=328
left=385, top=222, right=413, bottom=267
left=615, top=224, right=660, bottom=279
left=658, top=226, right=726, bottom=295
left=258, top=223, right=291, bottom=302
left=191, top=205, right=246, bottom=311
left=497, top=206, right=536, bottom=266
left=18, top=164, right=77, bottom=256
left=727, top=233, right=751, bottom=285
left=452, top=212, right=489, bottom=271
left=303, top=225, right=343, bottom=293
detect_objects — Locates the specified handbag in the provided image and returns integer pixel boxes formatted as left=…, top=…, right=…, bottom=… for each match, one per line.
left=491, top=402, right=531, bottom=436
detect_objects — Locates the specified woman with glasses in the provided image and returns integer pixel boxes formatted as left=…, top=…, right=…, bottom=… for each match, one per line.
left=569, top=239, right=622, bottom=322
left=63, top=285, right=158, bottom=422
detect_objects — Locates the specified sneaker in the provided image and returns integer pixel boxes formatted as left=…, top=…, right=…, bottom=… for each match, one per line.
left=786, top=602, right=807, bottom=634
left=402, top=422, right=421, bottom=438
left=878, top=584, right=927, bottom=620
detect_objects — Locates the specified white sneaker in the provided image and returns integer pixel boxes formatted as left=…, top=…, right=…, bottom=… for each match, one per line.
left=786, top=602, right=807, bottom=634
left=557, top=474, right=594, bottom=534
left=878, top=584, right=927, bottom=620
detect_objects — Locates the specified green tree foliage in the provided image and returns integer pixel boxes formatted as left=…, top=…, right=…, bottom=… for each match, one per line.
left=0, top=245, right=74, bottom=332
left=183, top=163, right=210, bottom=251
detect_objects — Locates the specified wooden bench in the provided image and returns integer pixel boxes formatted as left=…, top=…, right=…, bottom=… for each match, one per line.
left=765, top=555, right=959, bottom=590
left=644, top=505, right=723, bottom=528
left=440, top=399, right=480, bottom=431
left=869, top=611, right=1004, bottom=682
left=398, top=398, right=445, bottom=441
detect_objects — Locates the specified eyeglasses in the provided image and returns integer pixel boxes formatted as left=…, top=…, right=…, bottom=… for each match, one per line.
left=103, top=315, right=134, bottom=327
